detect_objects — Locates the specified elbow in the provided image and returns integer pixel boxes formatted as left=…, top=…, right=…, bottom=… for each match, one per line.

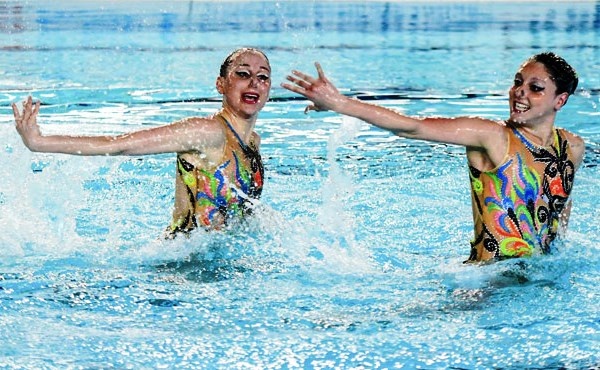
left=97, top=137, right=127, bottom=156
left=27, top=144, right=42, bottom=153
left=392, top=125, right=420, bottom=138
left=24, top=140, right=45, bottom=153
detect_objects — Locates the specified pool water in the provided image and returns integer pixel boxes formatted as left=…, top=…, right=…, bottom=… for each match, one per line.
left=1, top=1, right=599, bottom=369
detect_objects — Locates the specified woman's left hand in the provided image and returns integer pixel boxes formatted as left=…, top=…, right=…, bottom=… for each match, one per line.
left=282, top=62, right=347, bottom=114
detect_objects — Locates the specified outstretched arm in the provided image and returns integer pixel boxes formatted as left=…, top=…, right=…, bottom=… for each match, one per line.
left=13, top=96, right=221, bottom=156
left=282, top=63, right=502, bottom=149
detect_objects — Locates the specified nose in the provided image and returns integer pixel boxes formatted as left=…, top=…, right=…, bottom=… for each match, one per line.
left=248, top=76, right=258, bottom=88
left=514, top=85, right=525, bottom=97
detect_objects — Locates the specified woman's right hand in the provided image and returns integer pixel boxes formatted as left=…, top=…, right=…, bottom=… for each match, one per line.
left=12, top=96, right=42, bottom=150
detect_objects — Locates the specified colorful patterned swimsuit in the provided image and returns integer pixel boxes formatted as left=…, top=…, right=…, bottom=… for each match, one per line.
left=168, top=115, right=264, bottom=234
left=467, top=126, right=576, bottom=262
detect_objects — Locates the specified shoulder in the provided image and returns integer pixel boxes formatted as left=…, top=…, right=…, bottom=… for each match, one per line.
left=180, top=115, right=226, bottom=136
left=479, top=118, right=508, bottom=132
left=559, top=128, right=585, bottom=146
left=467, top=117, right=510, bottom=148
left=250, top=131, right=261, bottom=149
left=465, top=119, right=510, bottom=171
left=455, top=116, right=508, bottom=138
left=176, top=116, right=222, bottom=131
left=558, top=128, right=585, bottom=168
left=165, top=116, right=227, bottom=152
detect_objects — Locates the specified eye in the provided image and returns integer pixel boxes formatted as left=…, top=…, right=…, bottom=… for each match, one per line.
left=235, top=71, right=250, bottom=78
left=530, top=84, right=545, bottom=92
left=257, top=74, right=270, bottom=82
left=513, top=77, right=523, bottom=87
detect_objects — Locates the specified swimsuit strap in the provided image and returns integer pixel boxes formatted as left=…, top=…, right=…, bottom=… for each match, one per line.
left=512, top=127, right=559, bottom=152
left=219, top=116, right=250, bottom=151
left=553, top=128, right=561, bottom=155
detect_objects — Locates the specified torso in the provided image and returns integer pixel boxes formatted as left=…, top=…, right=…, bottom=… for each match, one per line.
left=467, top=126, right=577, bottom=262
left=168, top=114, right=264, bottom=235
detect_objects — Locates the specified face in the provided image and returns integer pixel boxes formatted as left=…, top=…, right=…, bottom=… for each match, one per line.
left=508, top=61, right=568, bottom=126
left=216, top=51, right=271, bottom=119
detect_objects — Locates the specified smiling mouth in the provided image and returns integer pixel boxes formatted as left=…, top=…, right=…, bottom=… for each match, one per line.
left=513, top=101, right=530, bottom=113
left=242, top=93, right=259, bottom=104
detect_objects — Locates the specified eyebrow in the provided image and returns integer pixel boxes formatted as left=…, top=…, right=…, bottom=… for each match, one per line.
left=515, top=72, right=546, bottom=83
left=236, top=63, right=271, bottom=72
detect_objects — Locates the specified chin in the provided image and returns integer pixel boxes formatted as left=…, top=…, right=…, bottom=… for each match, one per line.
left=509, top=116, right=525, bottom=125
left=240, top=109, right=260, bottom=119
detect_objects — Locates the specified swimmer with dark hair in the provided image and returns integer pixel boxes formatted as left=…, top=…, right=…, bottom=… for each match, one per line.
left=13, top=48, right=271, bottom=236
left=283, top=52, right=585, bottom=263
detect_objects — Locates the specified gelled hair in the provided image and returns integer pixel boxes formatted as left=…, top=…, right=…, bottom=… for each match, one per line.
left=219, top=48, right=270, bottom=78
left=528, top=52, right=578, bottom=96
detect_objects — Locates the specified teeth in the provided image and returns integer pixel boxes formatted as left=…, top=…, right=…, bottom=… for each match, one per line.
left=515, top=102, right=529, bottom=112
left=243, top=93, right=258, bottom=102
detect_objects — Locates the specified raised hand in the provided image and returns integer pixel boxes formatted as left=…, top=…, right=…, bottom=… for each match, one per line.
left=282, top=62, right=347, bottom=114
left=12, top=96, right=42, bottom=149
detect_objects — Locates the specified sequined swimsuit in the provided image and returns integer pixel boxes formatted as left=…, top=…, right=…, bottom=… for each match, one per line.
left=168, top=115, right=264, bottom=234
left=467, top=126, right=576, bottom=262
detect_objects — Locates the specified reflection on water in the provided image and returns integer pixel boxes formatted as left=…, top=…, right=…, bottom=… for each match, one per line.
left=3, top=1, right=600, bottom=34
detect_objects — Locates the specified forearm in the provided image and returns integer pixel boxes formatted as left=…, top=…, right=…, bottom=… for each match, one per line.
left=25, top=134, right=129, bottom=155
left=15, top=97, right=195, bottom=156
left=331, top=96, right=421, bottom=136
left=25, top=129, right=176, bottom=155
left=284, top=65, right=491, bottom=146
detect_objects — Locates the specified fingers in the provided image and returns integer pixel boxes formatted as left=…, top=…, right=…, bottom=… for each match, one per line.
left=21, top=99, right=31, bottom=122
left=11, top=102, right=20, bottom=118
left=26, top=96, right=39, bottom=117
left=315, top=62, right=326, bottom=80
left=13, top=96, right=40, bottom=124
left=285, top=74, right=307, bottom=88
left=280, top=82, right=304, bottom=95
left=285, top=73, right=314, bottom=93
left=33, top=100, right=40, bottom=116
left=290, top=69, right=317, bottom=85
left=303, top=104, right=317, bottom=114
left=282, top=74, right=314, bottom=97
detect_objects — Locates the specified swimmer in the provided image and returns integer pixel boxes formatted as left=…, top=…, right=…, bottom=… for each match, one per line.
left=283, top=52, right=585, bottom=263
left=13, top=47, right=271, bottom=236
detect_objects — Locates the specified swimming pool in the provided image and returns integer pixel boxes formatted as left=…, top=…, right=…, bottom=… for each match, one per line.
left=1, top=1, right=599, bottom=368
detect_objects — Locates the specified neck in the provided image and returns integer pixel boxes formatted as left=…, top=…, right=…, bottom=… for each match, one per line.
left=218, top=107, right=256, bottom=143
left=508, top=120, right=555, bottom=146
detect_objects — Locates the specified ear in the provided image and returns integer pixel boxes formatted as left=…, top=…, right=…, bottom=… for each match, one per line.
left=216, top=76, right=225, bottom=94
left=554, top=92, right=568, bottom=111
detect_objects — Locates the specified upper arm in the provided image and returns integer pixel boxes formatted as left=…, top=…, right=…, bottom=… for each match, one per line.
left=335, top=98, right=503, bottom=150
left=566, top=132, right=585, bottom=170
left=556, top=131, right=584, bottom=237
left=116, top=117, right=224, bottom=155
left=401, top=116, right=505, bottom=150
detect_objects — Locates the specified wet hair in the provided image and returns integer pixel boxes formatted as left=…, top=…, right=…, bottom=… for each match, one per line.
left=219, top=48, right=270, bottom=78
left=527, top=52, right=578, bottom=96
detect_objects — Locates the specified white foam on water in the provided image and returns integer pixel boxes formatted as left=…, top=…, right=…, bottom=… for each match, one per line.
left=303, top=115, right=376, bottom=274
left=0, top=127, right=84, bottom=257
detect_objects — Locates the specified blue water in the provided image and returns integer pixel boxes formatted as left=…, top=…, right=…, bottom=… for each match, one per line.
left=1, top=1, right=599, bottom=369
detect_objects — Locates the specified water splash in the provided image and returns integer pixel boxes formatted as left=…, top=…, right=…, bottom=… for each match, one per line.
left=308, top=115, right=375, bottom=273
left=0, top=127, right=85, bottom=258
